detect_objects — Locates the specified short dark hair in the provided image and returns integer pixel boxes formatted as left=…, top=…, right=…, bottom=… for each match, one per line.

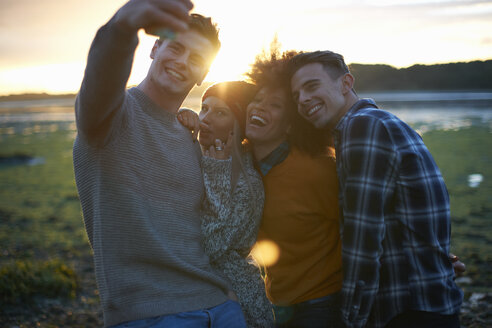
left=290, top=50, right=350, bottom=80
left=247, top=45, right=332, bottom=156
left=188, top=13, right=221, bottom=54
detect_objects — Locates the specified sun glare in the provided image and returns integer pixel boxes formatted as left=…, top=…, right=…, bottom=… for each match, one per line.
left=202, top=32, right=281, bottom=83
left=130, top=31, right=255, bottom=86
left=0, top=63, right=86, bottom=95
left=2, top=0, right=491, bottom=95
left=205, top=52, right=251, bottom=83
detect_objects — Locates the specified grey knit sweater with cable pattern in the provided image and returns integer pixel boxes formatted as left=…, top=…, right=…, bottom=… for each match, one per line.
left=201, top=154, right=273, bottom=327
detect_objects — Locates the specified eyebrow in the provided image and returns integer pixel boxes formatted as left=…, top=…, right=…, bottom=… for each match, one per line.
left=270, top=96, right=285, bottom=103
left=190, top=52, right=205, bottom=62
left=171, top=40, right=208, bottom=64
left=293, top=78, right=318, bottom=95
left=301, top=79, right=320, bottom=88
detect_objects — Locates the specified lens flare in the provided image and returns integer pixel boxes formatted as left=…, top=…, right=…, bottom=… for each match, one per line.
left=251, top=239, right=280, bottom=267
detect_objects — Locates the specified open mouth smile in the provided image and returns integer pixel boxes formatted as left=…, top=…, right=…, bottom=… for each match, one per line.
left=306, top=104, right=322, bottom=117
left=249, top=114, right=267, bottom=127
left=165, top=68, right=185, bottom=81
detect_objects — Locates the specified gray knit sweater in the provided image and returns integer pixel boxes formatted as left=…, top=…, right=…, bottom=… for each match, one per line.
left=201, top=155, right=273, bottom=327
left=73, top=21, right=228, bottom=327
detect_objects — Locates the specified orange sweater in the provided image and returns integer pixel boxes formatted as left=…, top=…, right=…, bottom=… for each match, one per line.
left=256, top=147, right=342, bottom=305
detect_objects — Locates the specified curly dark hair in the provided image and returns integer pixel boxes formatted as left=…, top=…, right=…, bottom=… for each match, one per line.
left=246, top=42, right=332, bottom=156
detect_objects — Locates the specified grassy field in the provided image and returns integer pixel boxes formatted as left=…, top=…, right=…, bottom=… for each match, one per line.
left=424, top=127, right=492, bottom=289
left=0, top=121, right=490, bottom=326
left=0, top=128, right=102, bottom=326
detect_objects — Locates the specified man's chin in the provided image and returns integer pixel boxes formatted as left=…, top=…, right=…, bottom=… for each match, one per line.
left=311, top=117, right=329, bottom=130
left=304, top=116, right=321, bottom=128
left=159, top=80, right=194, bottom=96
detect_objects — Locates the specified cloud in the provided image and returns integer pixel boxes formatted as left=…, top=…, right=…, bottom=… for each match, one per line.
left=366, top=0, right=489, bottom=6
left=429, top=1, right=492, bottom=16
left=482, top=37, right=492, bottom=45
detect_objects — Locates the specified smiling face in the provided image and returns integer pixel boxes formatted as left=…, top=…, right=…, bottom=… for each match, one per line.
left=245, top=87, right=291, bottom=154
left=291, top=63, right=354, bottom=129
left=198, top=96, right=235, bottom=148
left=148, top=29, right=215, bottom=97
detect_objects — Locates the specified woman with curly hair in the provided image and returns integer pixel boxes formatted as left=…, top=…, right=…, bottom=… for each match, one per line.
left=245, top=49, right=343, bottom=328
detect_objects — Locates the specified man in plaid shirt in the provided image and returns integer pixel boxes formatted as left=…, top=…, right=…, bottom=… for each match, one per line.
left=289, top=51, right=463, bottom=328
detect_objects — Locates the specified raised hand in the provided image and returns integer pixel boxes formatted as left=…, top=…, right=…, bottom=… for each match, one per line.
left=177, top=108, right=199, bottom=141
left=113, top=0, right=194, bottom=35
left=204, top=132, right=233, bottom=160
left=450, top=253, right=466, bottom=277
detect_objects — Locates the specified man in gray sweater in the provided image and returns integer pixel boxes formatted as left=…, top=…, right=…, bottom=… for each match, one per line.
left=73, top=0, right=245, bottom=327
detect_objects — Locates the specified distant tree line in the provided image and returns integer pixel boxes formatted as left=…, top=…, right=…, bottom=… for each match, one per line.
left=350, top=60, right=492, bottom=91
left=1, top=60, right=491, bottom=101
left=0, top=93, right=76, bottom=101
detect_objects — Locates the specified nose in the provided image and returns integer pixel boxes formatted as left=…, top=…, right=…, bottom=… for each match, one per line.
left=199, top=110, right=211, bottom=126
left=174, top=51, right=189, bottom=69
left=253, top=98, right=268, bottom=111
left=298, top=90, right=310, bottom=105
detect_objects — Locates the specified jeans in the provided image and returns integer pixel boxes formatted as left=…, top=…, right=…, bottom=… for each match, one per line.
left=110, top=300, right=246, bottom=328
left=273, top=292, right=342, bottom=328
left=384, top=310, right=461, bottom=328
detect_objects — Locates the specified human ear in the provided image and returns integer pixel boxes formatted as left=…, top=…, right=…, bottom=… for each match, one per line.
left=150, top=40, right=161, bottom=60
left=341, top=73, right=355, bottom=94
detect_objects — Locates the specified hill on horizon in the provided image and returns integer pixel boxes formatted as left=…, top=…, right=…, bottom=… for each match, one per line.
left=350, top=59, right=492, bottom=91
left=1, top=59, right=491, bottom=101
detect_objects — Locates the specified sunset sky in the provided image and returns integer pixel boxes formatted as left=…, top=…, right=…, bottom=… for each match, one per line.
left=0, top=0, right=491, bottom=95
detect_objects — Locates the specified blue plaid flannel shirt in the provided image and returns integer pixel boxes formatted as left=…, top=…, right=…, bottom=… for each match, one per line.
left=334, top=99, right=462, bottom=328
left=257, top=141, right=290, bottom=176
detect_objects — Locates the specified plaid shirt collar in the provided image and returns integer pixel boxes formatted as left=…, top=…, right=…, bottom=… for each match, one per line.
left=257, top=141, right=290, bottom=176
left=335, top=98, right=378, bottom=135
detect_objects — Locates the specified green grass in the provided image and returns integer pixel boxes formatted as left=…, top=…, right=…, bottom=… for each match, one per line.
left=423, top=126, right=492, bottom=289
left=0, top=129, right=88, bottom=268
left=0, top=259, right=78, bottom=306
left=0, top=123, right=490, bottom=306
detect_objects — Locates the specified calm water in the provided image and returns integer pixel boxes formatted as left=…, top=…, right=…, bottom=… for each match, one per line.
left=0, top=91, right=491, bottom=136
left=361, top=91, right=492, bottom=133
left=0, top=97, right=76, bottom=136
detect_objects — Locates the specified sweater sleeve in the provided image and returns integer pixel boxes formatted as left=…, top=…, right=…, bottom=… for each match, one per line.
left=201, top=155, right=263, bottom=262
left=75, top=16, right=139, bottom=144
left=201, top=156, right=235, bottom=261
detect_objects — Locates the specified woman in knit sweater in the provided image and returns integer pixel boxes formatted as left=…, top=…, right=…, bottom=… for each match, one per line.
left=179, top=81, right=274, bottom=327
